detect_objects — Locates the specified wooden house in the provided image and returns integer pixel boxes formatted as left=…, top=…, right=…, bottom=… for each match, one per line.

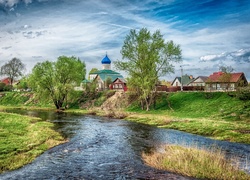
left=1, top=77, right=11, bottom=85
left=188, top=76, right=208, bottom=87
left=110, top=78, right=127, bottom=91
left=171, top=75, right=194, bottom=87
left=205, top=72, right=248, bottom=91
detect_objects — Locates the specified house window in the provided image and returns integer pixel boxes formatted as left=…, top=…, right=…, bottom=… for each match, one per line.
left=176, top=82, right=178, bottom=86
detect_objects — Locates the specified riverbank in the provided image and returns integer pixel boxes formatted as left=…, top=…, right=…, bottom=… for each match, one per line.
left=0, top=91, right=250, bottom=144
left=0, top=112, right=66, bottom=173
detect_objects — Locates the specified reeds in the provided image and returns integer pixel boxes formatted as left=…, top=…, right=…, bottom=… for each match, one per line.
left=142, top=145, right=250, bottom=180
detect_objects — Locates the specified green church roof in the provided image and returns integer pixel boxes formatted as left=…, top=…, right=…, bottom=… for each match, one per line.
left=89, top=69, right=120, bottom=75
left=92, top=69, right=124, bottom=82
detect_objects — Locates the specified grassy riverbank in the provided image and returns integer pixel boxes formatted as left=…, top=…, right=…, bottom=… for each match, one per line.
left=143, top=144, right=250, bottom=180
left=0, top=112, right=66, bottom=173
left=125, top=92, right=250, bottom=144
left=0, top=91, right=250, bottom=144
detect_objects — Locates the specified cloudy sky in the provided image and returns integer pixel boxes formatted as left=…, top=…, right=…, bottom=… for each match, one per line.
left=0, top=0, right=250, bottom=81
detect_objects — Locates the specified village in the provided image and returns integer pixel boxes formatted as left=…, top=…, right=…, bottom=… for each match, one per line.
left=0, top=53, right=249, bottom=93
left=73, top=54, right=249, bottom=93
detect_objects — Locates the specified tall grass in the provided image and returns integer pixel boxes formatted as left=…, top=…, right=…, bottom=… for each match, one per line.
left=142, top=145, right=250, bottom=180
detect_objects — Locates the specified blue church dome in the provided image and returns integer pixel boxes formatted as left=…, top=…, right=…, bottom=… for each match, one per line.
left=101, top=55, right=111, bottom=64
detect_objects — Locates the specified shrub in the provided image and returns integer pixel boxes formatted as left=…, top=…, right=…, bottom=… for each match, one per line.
left=237, top=86, right=250, bottom=101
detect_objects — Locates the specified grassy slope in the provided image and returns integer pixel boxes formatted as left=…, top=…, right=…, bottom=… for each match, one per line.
left=126, top=92, right=250, bottom=144
left=1, top=91, right=250, bottom=144
left=0, top=92, right=54, bottom=108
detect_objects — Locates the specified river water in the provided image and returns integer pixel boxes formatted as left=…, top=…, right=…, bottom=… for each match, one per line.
left=0, top=110, right=249, bottom=180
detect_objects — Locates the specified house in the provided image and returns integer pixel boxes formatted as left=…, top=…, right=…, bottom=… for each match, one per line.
left=1, top=77, right=11, bottom=85
left=205, top=72, right=248, bottom=91
left=110, top=78, right=127, bottom=91
left=90, top=54, right=124, bottom=91
left=0, top=77, right=19, bottom=86
left=171, top=75, right=194, bottom=87
left=188, top=76, right=208, bottom=87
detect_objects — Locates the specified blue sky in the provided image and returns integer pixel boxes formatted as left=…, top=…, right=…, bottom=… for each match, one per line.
left=0, top=0, right=250, bottom=81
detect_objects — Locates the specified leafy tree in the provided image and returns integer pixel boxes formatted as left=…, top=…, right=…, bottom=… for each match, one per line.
left=29, top=56, right=86, bottom=109
left=17, top=75, right=29, bottom=90
left=88, top=68, right=98, bottom=80
left=115, top=28, right=182, bottom=111
left=105, top=76, right=112, bottom=89
left=0, top=58, right=25, bottom=86
left=0, top=82, right=6, bottom=91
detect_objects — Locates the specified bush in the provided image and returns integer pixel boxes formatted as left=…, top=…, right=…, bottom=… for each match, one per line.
left=0, top=82, right=6, bottom=91
left=237, top=86, right=250, bottom=100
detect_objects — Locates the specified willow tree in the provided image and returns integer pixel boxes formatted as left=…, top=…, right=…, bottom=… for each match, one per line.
left=29, top=56, right=86, bottom=109
left=115, top=28, right=182, bottom=111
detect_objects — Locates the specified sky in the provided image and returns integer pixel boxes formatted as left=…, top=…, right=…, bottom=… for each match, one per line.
left=0, top=0, right=250, bottom=81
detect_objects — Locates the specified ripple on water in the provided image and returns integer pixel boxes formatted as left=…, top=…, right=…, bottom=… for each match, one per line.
left=0, top=110, right=249, bottom=179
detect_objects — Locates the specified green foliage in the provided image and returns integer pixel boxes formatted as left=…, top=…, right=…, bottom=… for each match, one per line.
left=0, top=82, right=8, bottom=92
left=0, top=92, right=30, bottom=106
left=105, top=76, right=112, bottom=88
left=115, top=28, right=182, bottom=111
left=237, top=86, right=250, bottom=101
left=88, top=68, right=98, bottom=79
left=29, top=56, right=86, bottom=109
left=17, top=76, right=29, bottom=90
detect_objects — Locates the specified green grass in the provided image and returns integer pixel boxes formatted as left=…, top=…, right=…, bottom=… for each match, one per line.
left=0, top=112, right=66, bottom=173
left=127, top=92, right=250, bottom=119
left=0, top=92, right=54, bottom=108
left=1, top=91, right=250, bottom=144
left=143, top=144, right=250, bottom=180
left=126, top=92, right=250, bottom=144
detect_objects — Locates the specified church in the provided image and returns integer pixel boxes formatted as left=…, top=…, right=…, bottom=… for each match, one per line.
left=89, top=54, right=126, bottom=91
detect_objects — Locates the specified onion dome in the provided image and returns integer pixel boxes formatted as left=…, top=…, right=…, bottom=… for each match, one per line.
left=101, top=54, right=111, bottom=64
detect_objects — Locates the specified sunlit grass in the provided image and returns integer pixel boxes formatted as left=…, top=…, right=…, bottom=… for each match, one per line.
left=142, top=145, right=250, bottom=180
left=0, top=112, right=66, bottom=173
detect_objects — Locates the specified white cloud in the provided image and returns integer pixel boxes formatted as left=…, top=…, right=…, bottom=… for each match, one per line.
left=0, top=0, right=250, bottom=81
left=0, top=0, right=34, bottom=8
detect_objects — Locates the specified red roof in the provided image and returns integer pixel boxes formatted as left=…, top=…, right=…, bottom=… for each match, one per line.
left=207, top=72, right=245, bottom=83
left=1, top=77, right=11, bottom=85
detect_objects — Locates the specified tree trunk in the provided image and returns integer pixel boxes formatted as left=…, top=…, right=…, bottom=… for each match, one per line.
left=140, top=100, right=145, bottom=110
left=54, top=100, right=63, bottom=110
left=145, top=97, right=150, bottom=111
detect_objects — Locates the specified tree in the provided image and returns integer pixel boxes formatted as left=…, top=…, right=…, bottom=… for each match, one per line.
left=0, top=58, right=25, bottom=86
left=88, top=68, right=98, bottom=80
left=105, top=76, right=112, bottom=89
left=29, top=56, right=86, bottom=109
left=219, top=65, right=234, bottom=90
left=17, top=76, right=29, bottom=90
left=219, top=65, right=234, bottom=73
left=114, top=28, right=182, bottom=111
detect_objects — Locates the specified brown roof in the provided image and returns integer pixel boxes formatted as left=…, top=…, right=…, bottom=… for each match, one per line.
left=207, top=72, right=245, bottom=83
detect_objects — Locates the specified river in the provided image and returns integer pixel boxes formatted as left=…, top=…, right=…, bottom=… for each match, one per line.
left=0, top=110, right=249, bottom=179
